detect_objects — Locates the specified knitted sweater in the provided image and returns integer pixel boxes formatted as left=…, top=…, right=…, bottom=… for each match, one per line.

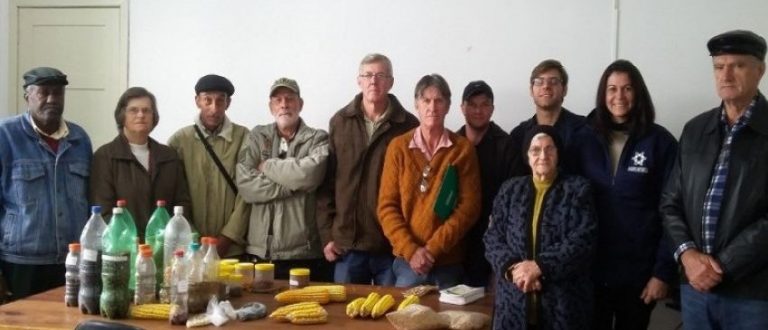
left=378, top=129, right=481, bottom=266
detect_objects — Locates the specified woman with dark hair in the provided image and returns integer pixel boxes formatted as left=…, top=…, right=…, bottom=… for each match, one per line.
left=90, top=87, right=191, bottom=239
left=567, top=60, right=678, bottom=330
left=485, top=125, right=597, bottom=330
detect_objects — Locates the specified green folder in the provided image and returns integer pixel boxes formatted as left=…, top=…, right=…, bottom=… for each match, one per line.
left=434, top=164, right=458, bottom=221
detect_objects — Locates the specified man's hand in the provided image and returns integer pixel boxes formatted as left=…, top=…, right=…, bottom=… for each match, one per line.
left=680, top=249, right=723, bottom=292
left=323, top=241, right=342, bottom=262
left=409, top=247, right=435, bottom=275
left=639, top=276, right=669, bottom=304
left=510, top=260, right=542, bottom=293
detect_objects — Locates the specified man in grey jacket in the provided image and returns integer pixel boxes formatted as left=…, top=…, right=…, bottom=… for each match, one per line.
left=237, top=77, right=331, bottom=281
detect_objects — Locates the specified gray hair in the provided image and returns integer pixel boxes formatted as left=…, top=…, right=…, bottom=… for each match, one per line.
left=414, top=74, right=451, bottom=106
left=359, top=53, right=393, bottom=76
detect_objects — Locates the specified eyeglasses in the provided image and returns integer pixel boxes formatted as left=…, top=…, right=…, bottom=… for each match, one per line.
left=531, top=77, right=563, bottom=87
left=359, top=73, right=392, bottom=81
left=126, top=107, right=152, bottom=115
left=528, top=146, right=557, bottom=156
left=419, top=165, right=431, bottom=193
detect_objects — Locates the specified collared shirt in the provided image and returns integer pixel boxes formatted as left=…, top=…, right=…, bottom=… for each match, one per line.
left=674, top=98, right=756, bottom=259
left=363, top=102, right=393, bottom=139
left=408, top=127, right=453, bottom=161
left=29, top=114, right=69, bottom=140
left=194, top=115, right=235, bottom=143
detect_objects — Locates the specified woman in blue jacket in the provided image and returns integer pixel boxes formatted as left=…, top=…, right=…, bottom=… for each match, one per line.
left=567, top=60, right=678, bottom=330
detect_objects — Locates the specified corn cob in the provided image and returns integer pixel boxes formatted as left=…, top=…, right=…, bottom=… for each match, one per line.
left=286, top=306, right=329, bottom=325
left=345, top=297, right=367, bottom=318
left=303, top=285, right=347, bottom=302
left=274, top=288, right=331, bottom=304
left=397, top=294, right=420, bottom=311
left=359, top=292, right=381, bottom=317
left=129, top=303, right=171, bottom=319
left=371, top=294, right=395, bottom=319
left=269, top=302, right=322, bottom=322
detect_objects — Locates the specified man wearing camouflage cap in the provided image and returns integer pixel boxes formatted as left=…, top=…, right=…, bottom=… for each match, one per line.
left=662, top=30, right=768, bottom=329
left=0, top=67, right=93, bottom=301
left=237, top=78, right=332, bottom=280
left=168, top=74, right=250, bottom=258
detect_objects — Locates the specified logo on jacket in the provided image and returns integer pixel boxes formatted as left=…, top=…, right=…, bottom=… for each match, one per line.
left=628, top=151, right=649, bottom=173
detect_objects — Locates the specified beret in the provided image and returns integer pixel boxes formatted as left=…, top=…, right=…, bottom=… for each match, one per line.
left=270, top=77, right=300, bottom=97
left=707, top=30, right=766, bottom=61
left=23, top=67, right=68, bottom=88
left=462, top=80, right=494, bottom=102
left=195, top=74, right=234, bottom=96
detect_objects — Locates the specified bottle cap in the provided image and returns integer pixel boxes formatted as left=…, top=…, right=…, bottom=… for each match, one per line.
left=156, top=200, right=166, bottom=207
left=201, top=236, right=211, bottom=245
left=190, top=242, right=200, bottom=251
left=174, top=249, right=184, bottom=257
left=140, top=248, right=152, bottom=257
left=173, top=206, right=184, bottom=215
left=138, top=244, right=151, bottom=251
left=208, top=237, right=218, bottom=245
left=236, top=262, right=254, bottom=270
left=68, top=243, right=81, bottom=252
left=116, top=199, right=127, bottom=207
left=91, top=205, right=101, bottom=214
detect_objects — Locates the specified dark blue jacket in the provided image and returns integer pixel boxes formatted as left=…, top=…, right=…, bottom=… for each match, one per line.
left=567, top=112, right=677, bottom=289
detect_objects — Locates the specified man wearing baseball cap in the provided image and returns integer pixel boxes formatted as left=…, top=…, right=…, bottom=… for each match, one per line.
left=168, top=74, right=250, bottom=258
left=0, top=67, right=92, bottom=301
left=237, top=77, right=332, bottom=281
left=456, top=80, right=520, bottom=288
left=662, top=30, right=768, bottom=329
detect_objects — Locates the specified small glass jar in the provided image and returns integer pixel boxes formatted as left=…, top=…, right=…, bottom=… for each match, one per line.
left=253, top=263, right=275, bottom=292
left=235, top=262, right=254, bottom=291
left=289, top=268, right=310, bottom=289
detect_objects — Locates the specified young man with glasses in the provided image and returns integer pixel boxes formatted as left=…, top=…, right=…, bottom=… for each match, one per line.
left=509, top=59, right=586, bottom=175
left=317, top=53, right=419, bottom=285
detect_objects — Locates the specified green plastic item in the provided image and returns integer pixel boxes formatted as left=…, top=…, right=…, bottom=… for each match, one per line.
left=146, top=200, right=171, bottom=288
left=115, top=200, right=138, bottom=291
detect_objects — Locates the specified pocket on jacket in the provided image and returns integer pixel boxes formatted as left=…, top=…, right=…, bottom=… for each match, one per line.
left=11, top=162, right=46, bottom=203
left=66, top=161, right=89, bottom=198
left=1, top=212, right=21, bottom=255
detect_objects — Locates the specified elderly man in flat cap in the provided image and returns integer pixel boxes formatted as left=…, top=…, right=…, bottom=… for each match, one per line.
left=237, top=78, right=332, bottom=281
left=168, top=74, right=250, bottom=258
left=661, top=30, right=768, bottom=329
left=0, top=67, right=92, bottom=301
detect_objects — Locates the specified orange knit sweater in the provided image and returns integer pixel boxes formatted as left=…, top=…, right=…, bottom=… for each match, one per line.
left=377, top=129, right=481, bottom=266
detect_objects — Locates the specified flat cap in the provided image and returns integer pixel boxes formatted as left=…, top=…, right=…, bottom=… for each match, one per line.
left=23, top=67, right=68, bottom=88
left=195, top=74, right=235, bottom=96
left=270, top=77, right=300, bottom=97
left=462, top=80, right=494, bottom=102
left=707, top=30, right=766, bottom=61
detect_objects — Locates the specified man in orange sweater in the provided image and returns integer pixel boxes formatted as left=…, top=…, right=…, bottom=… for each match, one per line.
left=378, top=74, right=482, bottom=289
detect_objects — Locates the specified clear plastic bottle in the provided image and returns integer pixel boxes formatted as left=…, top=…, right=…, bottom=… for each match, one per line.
left=79, top=205, right=107, bottom=315
left=134, top=247, right=156, bottom=305
left=199, top=236, right=210, bottom=258
left=145, top=200, right=170, bottom=290
left=100, top=207, right=133, bottom=319
left=163, top=206, right=192, bottom=280
left=202, top=237, right=220, bottom=282
left=169, top=249, right=189, bottom=325
left=65, top=243, right=81, bottom=307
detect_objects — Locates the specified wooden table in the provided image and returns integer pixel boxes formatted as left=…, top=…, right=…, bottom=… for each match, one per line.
left=0, top=282, right=494, bottom=329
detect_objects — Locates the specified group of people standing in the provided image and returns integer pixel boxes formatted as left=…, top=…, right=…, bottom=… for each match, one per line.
left=0, top=29, right=766, bottom=330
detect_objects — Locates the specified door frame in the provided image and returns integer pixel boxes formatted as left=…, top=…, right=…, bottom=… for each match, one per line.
left=7, top=0, right=128, bottom=114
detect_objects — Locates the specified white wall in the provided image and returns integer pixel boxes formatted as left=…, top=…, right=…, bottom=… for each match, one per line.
left=4, top=0, right=768, bottom=142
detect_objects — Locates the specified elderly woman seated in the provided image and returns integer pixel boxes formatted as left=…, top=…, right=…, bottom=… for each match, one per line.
left=484, top=125, right=597, bottom=330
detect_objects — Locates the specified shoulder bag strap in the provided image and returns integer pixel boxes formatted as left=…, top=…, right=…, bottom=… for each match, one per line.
left=193, top=125, right=238, bottom=194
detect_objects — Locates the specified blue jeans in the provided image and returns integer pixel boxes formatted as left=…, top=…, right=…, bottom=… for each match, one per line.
left=334, top=250, right=395, bottom=286
left=681, top=284, right=768, bottom=330
left=392, top=257, right=463, bottom=289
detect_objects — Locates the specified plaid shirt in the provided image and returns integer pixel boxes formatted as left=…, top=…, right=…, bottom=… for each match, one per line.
left=674, top=99, right=756, bottom=260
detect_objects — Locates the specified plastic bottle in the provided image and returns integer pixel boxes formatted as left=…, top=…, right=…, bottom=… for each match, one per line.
left=65, top=243, right=81, bottom=307
left=100, top=207, right=132, bottom=319
left=169, top=249, right=189, bottom=325
left=202, top=237, right=220, bottom=282
left=200, top=236, right=210, bottom=257
left=186, top=242, right=205, bottom=313
left=79, top=205, right=107, bottom=315
left=134, top=247, right=156, bottom=305
left=115, top=199, right=138, bottom=293
left=145, top=200, right=170, bottom=289
left=163, top=206, right=192, bottom=280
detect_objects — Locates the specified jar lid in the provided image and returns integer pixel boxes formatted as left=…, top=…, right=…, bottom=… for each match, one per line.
left=236, top=262, right=254, bottom=270
left=290, top=268, right=310, bottom=276
left=220, top=259, right=239, bottom=265
left=230, top=274, right=244, bottom=280
left=254, top=263, right=275, bottom=271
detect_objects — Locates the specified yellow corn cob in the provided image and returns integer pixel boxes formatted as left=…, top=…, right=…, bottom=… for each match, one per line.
left=397, top=294, right=420, bottom=311
left=274, top=288, right=331, bottom=304
left=371, top=294, right=395, bottom=319
left=359, top=292, right=381, bottom=317
left=269, top=302, right=322, bottom=321
left=303, top=285, right=347, bottom=302
left=129, top=303, right=171, bottom=319
left=345, top=297, right=366, bottom=318
left=286, top=306, right=329, bottom=325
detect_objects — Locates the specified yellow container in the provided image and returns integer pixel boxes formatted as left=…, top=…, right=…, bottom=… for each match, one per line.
left=235, top=262, right=254, bottom=290
left=289, top=268, right=310, bottom=288
left=253, top=263, right=275, bottom=292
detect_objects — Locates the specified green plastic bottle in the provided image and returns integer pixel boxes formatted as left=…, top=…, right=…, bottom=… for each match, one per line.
left=145, top=200, right=170, bottom=291
left=115, top=199, right=138, bottom=292
left=100, top=207, right=132, bottom=319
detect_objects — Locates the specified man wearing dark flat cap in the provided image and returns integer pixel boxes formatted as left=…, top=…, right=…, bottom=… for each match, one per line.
left=168, top=74, right=250, bottom=258
left=662, top=30, right=768, bottom=329
left=0, top=66, right=93, bottom=301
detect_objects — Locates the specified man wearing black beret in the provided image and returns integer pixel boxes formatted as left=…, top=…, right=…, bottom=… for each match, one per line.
left=662, top=30, right=768, bottom=329
left=0, top=67, right=93, bottom=301
left=168, top=74, right=250, bottom=258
